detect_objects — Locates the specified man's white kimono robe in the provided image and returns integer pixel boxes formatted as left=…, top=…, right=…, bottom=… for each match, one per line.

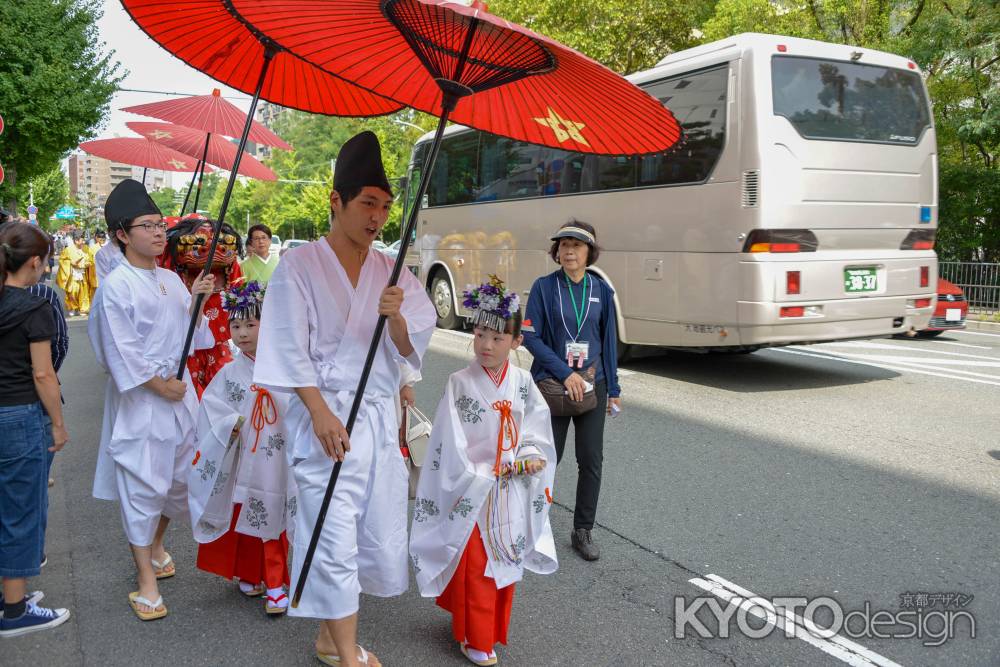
left=410, top=361, right=558, bottom=597
left=89, top=260, right=213, bottom=546
left=254, top=240, right=436, bottom=619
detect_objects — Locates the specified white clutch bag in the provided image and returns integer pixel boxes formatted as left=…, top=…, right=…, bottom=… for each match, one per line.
left=400, top=404, right=433, bottom=499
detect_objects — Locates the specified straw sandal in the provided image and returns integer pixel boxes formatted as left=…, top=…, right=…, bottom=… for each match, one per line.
left=128, top=591, right=167, bottom=621
left=315, top=645, right=381, bottom=666
left=461, top=643, right=498, bottom=666
left=151, top=553, right=175, bottom=580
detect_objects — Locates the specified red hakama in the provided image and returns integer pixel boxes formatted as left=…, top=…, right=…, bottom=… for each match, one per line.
left=436, top=525, right=515, bottom=653
left=196, top=503, right=289, bottom=589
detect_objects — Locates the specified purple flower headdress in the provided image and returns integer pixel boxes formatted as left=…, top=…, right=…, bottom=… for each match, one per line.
left=462, top=274, right=520, bottom=332
left=221, top=279, right=265, bottom=320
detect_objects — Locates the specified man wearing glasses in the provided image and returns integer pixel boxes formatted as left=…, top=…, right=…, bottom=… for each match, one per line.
left=88, top=179, right=215, bottom=621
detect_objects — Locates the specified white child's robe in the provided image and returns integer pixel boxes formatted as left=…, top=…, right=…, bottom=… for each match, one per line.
left=188, top=350, right=295, bottom=543
left=89, top=260, right=214, bottom=546
left=410, top=361, right=558, bottom=597
left=253, top=240, right=436, bottom=619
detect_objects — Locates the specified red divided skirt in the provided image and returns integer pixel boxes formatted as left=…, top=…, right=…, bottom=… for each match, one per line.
left=436, top=525, right=515, bottom=654
left=196, top=503, right=289, bottom=590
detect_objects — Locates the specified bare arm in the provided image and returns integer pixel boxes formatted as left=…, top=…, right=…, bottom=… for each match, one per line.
left=30, top=341, right=68, bottom=451
left=295, top=386, right=351, bottom=461
left=379, top=286, right=414, bottom=357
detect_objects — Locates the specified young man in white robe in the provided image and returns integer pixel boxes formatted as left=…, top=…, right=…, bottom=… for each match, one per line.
left=188, top=280, right=294, bottom=615
left=88, top=179, right=215, bottom=621
left=410, top=277, right=558, bottom=666
left=254, top=131, right=436, bottom=667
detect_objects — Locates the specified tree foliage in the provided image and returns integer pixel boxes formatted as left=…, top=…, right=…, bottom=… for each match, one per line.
left=0, top=0, right=123, bottom=212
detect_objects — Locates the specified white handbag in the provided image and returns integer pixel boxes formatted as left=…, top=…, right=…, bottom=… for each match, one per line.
left=400, top=404, right=433, bottom=499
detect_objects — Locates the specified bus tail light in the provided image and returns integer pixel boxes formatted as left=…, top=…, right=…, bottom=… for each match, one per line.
left=920, top=266, right=929, bottom=288
left=743, top=229, right=818, bottom=253
left=901, top=229, right=935, bottom=250
left=786, top=271, right=800, bottom=294
left=780, top=306, right=805, bottom=318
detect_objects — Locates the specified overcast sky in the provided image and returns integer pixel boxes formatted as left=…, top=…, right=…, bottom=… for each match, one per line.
left=94, top=1, right=257, bottom=186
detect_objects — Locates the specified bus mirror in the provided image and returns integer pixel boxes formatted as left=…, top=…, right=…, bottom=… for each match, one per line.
left=421, top=194, right=429, bottom=209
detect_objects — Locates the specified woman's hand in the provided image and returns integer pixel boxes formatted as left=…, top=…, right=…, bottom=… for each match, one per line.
left=50, top=424, right=69, bottom=452
left=607, top=397, right=622, bottom=416
left=311, top=405, right=351, bottom=461
left=399, top=384, right=415, bottom=408
left=563, top=372, right=588, bottom=402
left=523, top=458, right=546, bottom=475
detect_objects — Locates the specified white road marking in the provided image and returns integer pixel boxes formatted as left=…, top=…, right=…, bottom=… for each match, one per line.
left=688, top=574, right=903, bottom=667
left=814, top=341, right=997, bottom=361
left=924, top=340, right=992, bottom=350
left=771, top=347, right=1000, bottom=387
left=952, top=329, right=1000, bottom=339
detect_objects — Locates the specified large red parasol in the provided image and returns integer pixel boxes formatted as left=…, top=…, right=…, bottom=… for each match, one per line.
left=79, top=137, right=215, bottom=173
left=120, top=0, right=683, bottom=605
left=127, top=121, right=277, bottom=181
left=232, top=0, right=681, bottom=155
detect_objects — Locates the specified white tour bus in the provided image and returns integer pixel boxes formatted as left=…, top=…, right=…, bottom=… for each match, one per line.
left=401, top=33, right=938, bottom=355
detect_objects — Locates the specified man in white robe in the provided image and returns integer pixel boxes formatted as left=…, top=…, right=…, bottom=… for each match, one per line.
left=88, top=179, right=215, bottom=620
left=255, top=131, right=435, bottom=666
left=94, top=237, right=124, bottom=283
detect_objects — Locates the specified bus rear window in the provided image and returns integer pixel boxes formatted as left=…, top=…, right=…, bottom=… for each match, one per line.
left=772, top=56, right=930, bottom=144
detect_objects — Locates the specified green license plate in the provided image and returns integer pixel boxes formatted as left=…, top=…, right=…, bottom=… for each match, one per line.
left=844, top=267, right=878, bottom=293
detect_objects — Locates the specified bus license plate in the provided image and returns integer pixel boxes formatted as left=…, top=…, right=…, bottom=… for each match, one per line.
left=844, top=267, right=878, bottom=293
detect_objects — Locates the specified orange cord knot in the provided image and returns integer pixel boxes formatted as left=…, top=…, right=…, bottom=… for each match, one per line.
left=492, top=400, right=519, bottom=477
left=249, top=384, right=277, bottom=453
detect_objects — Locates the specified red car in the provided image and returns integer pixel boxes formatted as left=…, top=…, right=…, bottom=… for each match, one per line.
left=919, top=278, right=968, bottom=337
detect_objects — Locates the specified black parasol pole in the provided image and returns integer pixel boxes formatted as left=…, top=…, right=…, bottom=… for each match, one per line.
left=142, top=167, right=147, bottom=186
left=179, top=157, right=204, bottom=216
left=190, top=137, right=211, bottom=214
left=174, top=45, right=275, bottom=381
left=292, top=19, right=481, bottom=608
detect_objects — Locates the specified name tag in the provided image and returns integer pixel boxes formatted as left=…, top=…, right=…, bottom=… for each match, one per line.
left=589, top=297, right=600, bottom=303
left=566, top=341, right=590, bottom=368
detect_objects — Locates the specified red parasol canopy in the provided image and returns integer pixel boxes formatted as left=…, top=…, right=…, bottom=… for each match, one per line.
left=230, top=0, right=681, bottom=155
left=79, top=137, right=215, bottom=173
left=123, top=89, right=293, bottom=150
left=127, top=121, right=277, bottom=181
left=120, top=0, right=403, bottom=119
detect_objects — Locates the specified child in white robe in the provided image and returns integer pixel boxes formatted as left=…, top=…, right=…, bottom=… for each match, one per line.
left=410, top=277, right=558, bottom=667
left=88, top=179, right=215, bottom=621
left=188, top=280, right=295, bottom=615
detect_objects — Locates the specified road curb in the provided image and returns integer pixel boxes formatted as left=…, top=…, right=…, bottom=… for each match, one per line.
left=965, top=319, right=1000, bottom=333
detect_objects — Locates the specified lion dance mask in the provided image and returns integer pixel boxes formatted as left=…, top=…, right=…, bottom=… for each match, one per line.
left=160, top=214, right=245, bottom=397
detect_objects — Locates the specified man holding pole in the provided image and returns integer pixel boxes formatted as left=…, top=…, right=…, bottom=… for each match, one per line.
left=255, top=131, right=435, bottom=667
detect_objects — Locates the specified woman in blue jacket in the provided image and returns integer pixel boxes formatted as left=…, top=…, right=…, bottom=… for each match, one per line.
left=522, top=220, right=621, bottom=561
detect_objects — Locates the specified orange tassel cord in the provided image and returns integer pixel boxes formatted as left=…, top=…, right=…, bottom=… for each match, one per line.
left=249, top=384, right=277, bottom=453
left=492, top=400, right=519, bottom=477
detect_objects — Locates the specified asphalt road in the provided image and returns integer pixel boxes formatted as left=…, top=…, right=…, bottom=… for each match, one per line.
left=6, top=321, right=998, bottom=666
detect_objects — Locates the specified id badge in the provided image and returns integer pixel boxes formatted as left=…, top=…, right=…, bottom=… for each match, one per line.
left=565, top=341, right=590, bottom=369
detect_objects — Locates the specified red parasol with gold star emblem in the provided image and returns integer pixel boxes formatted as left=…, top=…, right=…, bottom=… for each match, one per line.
left=79, top=137, right=216, bottom=175
left=127, top=121, right=277, bottom=182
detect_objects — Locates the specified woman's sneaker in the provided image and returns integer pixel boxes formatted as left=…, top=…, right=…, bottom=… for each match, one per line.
left=0, top=601, right=70, bottom=638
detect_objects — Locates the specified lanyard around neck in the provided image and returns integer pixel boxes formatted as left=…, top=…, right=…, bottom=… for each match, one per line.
left=559, top=271, right=592, bottom=341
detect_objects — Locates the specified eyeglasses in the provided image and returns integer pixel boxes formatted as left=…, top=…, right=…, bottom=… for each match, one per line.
left=129, top=221, right=169, bottom=233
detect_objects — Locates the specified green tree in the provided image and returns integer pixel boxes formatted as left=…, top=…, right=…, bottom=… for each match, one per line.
left=495, top=0, right=715, bottom=74
left=150, top=187, right=180, bottom=217
left=0, top=0, right=123, bottom=212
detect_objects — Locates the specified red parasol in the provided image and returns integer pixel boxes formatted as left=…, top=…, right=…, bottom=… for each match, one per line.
left=123, top=89, right=292, bottom=150
left=127, top=122, right=277, bottom=181
left=79, top=137, right=215, bottom=173
left=120, top=0, right=683, bottom=605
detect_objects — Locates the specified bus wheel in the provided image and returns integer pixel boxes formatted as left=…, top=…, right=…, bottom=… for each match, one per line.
left=431, top=273, right=459, bottom=330
left=616, top=339, right=632, bottom=364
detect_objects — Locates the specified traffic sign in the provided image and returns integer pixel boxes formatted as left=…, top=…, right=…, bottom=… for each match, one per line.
left=55, top=205, right=76, bottom=220
left=27, top=204, right=38, bottom=215
left=0, top=114, right=4, bottom=136
left=0, top=162, right=4, bottom=187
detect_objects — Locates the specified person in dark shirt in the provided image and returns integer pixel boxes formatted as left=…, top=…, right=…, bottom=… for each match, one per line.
left=0, top=222, right=71, bottom=637
left=522, top=220, right=622, bottom=562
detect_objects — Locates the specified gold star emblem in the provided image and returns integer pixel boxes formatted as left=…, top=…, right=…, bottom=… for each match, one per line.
left=532, top=107, right=589, bottom=147
left=150, top=130, right=174, bottom=140
left=167, top=159, right=188, bottom=170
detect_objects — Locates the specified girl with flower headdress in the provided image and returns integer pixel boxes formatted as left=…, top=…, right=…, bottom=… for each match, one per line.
left=187, top=279, right=296, bottom=615
left=410, top=276, right=558, bottom=666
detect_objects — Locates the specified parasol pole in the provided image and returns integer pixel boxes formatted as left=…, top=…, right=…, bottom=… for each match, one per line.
left=142, top=167, right=147, bottom=186
left=179, top=160, right=201, bottom=216
left=175, top=45, right=276, bottom=381
left=180, top=134, right=211, bottom=216
left=191, top=138, right=212, bottom=213
left=292, top=18, right=481, bottom=607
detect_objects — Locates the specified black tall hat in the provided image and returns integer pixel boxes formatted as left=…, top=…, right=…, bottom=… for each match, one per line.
left=333, top=131, right=392, bottom=197
left=104, top=179, right=161, bottom=230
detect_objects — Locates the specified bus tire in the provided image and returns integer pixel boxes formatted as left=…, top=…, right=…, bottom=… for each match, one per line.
left=430, top=272, right=460, bottom=330
left=616, top=338, right=632, bottom=364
